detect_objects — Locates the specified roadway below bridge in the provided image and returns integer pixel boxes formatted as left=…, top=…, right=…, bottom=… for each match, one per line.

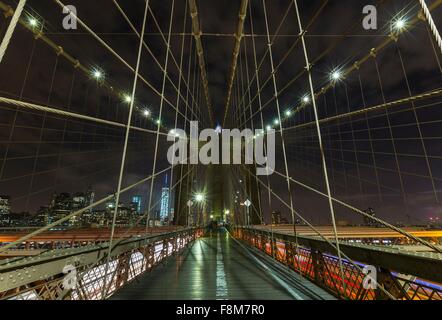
left=110, top=228, right=333, bottom=300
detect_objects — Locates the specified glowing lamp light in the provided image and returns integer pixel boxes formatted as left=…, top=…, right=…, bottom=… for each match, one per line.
left=92, top=69, right=103, bottom=80
left=394, top=18, right=406, bottom=31
left=285, top=110, right=292, bottom=117
left=156, top=119, right=161, bottom=125
left=195, top=193, right=205, bottom=202
left=303, top=95, right=310, bottom=103
left=266, top=125, right=272, bottom=131
left=273, top=119, right=279, bottom=125
left=124, top=94, right=132, bottom=103
left=143, top=109, right=150, bottom=117
left=331, top=71, right=341, bottom=81
left=28, top=17, right=38, bottom=27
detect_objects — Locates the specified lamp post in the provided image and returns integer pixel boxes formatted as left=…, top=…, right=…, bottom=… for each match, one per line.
left=224, top=209, right=230, bottom=223
left=186, top=200, right=193, bottom=227
left=194, top=193, right=205, bottom=225
left=244, top=199, right=251, bottom=226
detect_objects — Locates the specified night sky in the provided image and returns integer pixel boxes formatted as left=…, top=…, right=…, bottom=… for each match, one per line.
left=0, top=0, right=441, bottom=225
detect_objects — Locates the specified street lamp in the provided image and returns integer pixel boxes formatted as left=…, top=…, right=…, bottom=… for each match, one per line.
left=28, top=17, right=38, bottom=28
left=244, top=199, right=251, bottom=226
left=302, top=95, right=310, bottom=103
left=186, top=200, right=193, bottom=227
left=394, top=18, right=407, bottom=31
left=195, top=193, right=205, bottom=202
left=331, top=71, right=341, bottom=81
left=123, top=94, right=132, bottom=103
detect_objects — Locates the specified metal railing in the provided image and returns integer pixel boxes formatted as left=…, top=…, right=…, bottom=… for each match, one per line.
left=233, top=227, right=442, bottom=300
left=0, top=227, right=203, bottom=300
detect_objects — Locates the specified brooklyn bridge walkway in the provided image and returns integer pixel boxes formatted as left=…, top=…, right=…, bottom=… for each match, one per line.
left=111, top=229, right=333, bottom=300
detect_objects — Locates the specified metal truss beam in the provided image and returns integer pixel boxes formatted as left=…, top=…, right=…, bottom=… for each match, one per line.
left=222, top=0, right=249, bottom=127
left=188, top=0, right=214, bottom=126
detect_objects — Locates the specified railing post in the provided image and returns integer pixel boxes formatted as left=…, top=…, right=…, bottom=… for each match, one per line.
left=311, top=249, right=326, bottom=286
left=285, top=241, right=293, bottom=269
left=376, top=268, right=408, bottom=300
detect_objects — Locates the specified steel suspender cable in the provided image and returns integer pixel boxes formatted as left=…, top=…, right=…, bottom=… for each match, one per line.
left=373, top=57, right=408, bottom=209
left=245, top=1, right=442, bottom=130
left=243, top=36, right=264, bottom=224
left=262, top=0, right=302, bottom=272
left=293, top=0, right=347, bottom=296
left=177, top=41, right=194, bottom=227
left=249, top=3, right=272, bottom=226
left=169, top=0, right=188, bottom=228
left=102, top=0, right=151, bottom=299
left=24, top=56, right=59, bottom=211
left=343, top=83, right=365, bottom=207
left=244, top=166, right=397, bottom=300
left=0, top=163, right=172, bottom=254
left=147, top=0, right=175, bottom=232
left=0, top=37, right=36, bottom=180
left=396, top=45, right=439, bottom=203
left=112, top=0, right=198, bottom=121
left=53, top=0, right=192, bottom=124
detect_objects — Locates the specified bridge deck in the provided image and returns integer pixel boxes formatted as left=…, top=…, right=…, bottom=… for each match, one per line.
left=111, top=229, right=327, bottom=300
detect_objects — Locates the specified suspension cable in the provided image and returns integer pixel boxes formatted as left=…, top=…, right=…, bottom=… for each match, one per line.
left=293, top=0, right=347, bottom=296
left=418, top=0, right=442, bottom=55
left=0, top=0, right=26, bottom=63
left=146, top=0, right=176, bottom=231
left=262, top=0, right=302, bottom=271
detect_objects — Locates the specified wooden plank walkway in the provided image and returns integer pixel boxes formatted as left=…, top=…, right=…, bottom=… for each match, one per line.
left=111, top=229, right=331, bottom=300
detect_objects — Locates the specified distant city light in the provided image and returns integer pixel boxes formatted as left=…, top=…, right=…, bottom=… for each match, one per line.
left=143, top=109, right=150, bottom=117
left=303, top=95, right=310, bottom=103
left=273, top=119, right=279, bottom=125
left=285, top=110, right=292, bottom=117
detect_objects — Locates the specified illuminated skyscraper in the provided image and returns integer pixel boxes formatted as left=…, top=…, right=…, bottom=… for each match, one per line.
left=132, top=195, right=142, bottom=214
left=160, top=174, right=170, bottom=220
